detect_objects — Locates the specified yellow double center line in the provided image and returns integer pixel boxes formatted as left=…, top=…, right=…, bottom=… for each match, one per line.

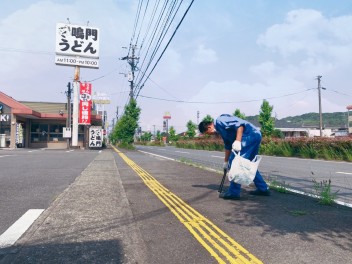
left=113, top=146, right=263, bottom=264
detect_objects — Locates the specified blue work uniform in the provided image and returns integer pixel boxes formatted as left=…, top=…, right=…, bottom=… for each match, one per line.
left=215, top=114, right=268, bottom=195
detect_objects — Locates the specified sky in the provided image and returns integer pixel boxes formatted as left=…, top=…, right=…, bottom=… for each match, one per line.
left=1, top=0, right=352, bottom=133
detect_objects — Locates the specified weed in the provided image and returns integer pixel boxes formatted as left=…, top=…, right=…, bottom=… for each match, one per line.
left=178, top=157, right=204, bottom=169
left=267, top=174, right=290, bottom=193
left=269, top=179, right=290, bottom=193
left=179, top=157, right=190, bottom=163
left=289, top=210, right=307, bottom=216
left=312, top=178, right=339, bottom=205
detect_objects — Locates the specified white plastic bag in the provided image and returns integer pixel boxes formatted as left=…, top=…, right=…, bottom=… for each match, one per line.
left=228, top=151, right=262, bottom=186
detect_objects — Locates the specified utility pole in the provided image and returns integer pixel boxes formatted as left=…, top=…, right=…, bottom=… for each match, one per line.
left=197, top=110, right=199, bottom=124
left=128, top=45, right=136, bottom=100
left=316, top=75, right=323, bottom=137
left=72, top=65, right=80, bottom=147
left=121, top=45, right=139, bottom=101
left=65, top=82, right=72, bottom=149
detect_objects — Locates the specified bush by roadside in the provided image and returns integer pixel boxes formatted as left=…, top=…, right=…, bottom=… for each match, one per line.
left=261, top=137, right=352, bottom=161
left=175, top=136, right=352, bottom=162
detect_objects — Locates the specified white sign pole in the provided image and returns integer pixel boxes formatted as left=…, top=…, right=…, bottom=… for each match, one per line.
left=72, top=65, right=80, bottom=147
left=55, top=23, right=100, bottom=148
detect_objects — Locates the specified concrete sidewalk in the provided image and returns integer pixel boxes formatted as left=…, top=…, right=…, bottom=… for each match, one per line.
left=1, top=150, right=147, bottom=264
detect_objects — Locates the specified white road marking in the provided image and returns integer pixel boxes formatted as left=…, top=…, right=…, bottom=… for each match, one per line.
left=28, top=150, right=39, bottom=153
left=0, top=209, right=44, bottom=248
left=175, top=151, right=189, bottom=154
left=66, top=150, right=75, bottom=153
left=211, top=155, right=223, bottom=159
left=264, top=155, right=352, bottom=164
left=138, top=150, right=176, bottom=161
left=336, top=171, right=352, bottom=175
left=0, top=155, right=12, bottom=158
left=280, top=187, right=352, bottom=208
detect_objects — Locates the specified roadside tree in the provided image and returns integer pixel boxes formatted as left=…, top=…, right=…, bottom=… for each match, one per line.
left=169, top=126, right=179, bottom=142
left=156, top=130, right=162, bottom=141
left=202, top=114, right=214, bottom=123
left=233, top=108, right=246, bottom=119
left=112, top=99, right=141, bottom=145
left=140, top=131, right=153, bottom=142
left=186, top=120, right=197, bottom=139
left=258, top=100, right=274, bottom=137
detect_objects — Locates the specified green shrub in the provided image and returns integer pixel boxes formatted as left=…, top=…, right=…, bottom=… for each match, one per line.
left=175, top=136, right=352, bottom=161
left=300, top=144, right=318, bottom=159
left=260, top=137, right=352, bottom=161
left=176, top=138, right=224, bottom=151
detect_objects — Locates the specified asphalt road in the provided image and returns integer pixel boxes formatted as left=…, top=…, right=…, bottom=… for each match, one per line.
left=0, top=148, right=100, bottom=235
left=135, top=145, right=352, bottom=205
left=1, top=147, right=352, bottom=263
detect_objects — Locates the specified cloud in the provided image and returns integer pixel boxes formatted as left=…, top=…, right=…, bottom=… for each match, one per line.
left=153, top=48, right=183, bottom=81
left=187, top=9, right=352, bottom=122
left=257, top=9, right=352, bottom=61
left=192, top=44, right=218, bottom=64
left=0, top=0, right=133, bottom=102
left=250, top=61, right=278, bottom=78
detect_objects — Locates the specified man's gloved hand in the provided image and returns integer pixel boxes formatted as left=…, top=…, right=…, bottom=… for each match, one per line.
left=223, top=161, right=229, bottom=171
left=232, top=140, right=242, bottom=152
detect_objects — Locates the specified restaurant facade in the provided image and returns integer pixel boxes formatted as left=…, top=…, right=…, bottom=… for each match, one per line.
left=0, top=91, right=102, bottom=149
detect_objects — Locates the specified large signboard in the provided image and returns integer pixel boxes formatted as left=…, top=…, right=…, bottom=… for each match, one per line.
left=89, top=126, right=102, bottom=148
left=163, top=111, right=171, bottom=119
left=55, top=23, right=100, bottom=68
left=79, top=82, right=92, bottom=125
left=92, top=92, right=111, bottom=105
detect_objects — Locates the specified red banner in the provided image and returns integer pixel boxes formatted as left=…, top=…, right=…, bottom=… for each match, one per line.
left=79, top=82, right=92, bottom=124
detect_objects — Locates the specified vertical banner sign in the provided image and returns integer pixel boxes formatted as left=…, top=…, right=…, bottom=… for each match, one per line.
left=89, top=126, right=102, bottom=148
left=79, top=82, right=92, bottom=124
left=15, top=123, right=23, bottom=146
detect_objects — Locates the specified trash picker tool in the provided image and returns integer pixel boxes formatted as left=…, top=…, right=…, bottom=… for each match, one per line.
left=218, top=169, right=227, bottom=193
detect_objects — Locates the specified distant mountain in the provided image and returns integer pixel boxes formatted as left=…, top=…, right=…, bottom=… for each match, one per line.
left=245, top=112, right=349, bottom=129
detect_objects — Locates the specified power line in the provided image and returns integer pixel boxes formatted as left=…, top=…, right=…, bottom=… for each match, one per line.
left=138, top=88, right=315, bottom=104
left=86, top=69, right=119, bottom=82
left=121, top=0, right=195, bottom=101
left=134, top=0, right=151, bottom=47
left=135, top=0, right=195, bottom=98
left=137, top=0, right=160, bottom=56
left=0, top=47, right=53, bottom=55
left=326, top=89, right=352, bottom=97
left=133, top=0, right=176, bottom=92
